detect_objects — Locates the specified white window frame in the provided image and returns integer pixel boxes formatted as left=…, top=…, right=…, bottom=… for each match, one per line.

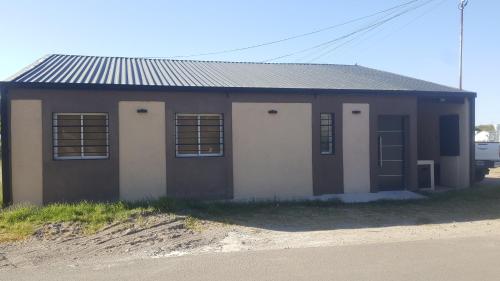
left=175, top=113, right=224, bottom=157
left=53, top=113, right=109, bottom=160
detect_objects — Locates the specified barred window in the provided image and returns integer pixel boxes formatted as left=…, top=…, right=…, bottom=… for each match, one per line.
left=176, top=114, right=223, bottom=157
left=53, top=113, right=109, bottom=159
left=320, top=113, right=335, bottom=155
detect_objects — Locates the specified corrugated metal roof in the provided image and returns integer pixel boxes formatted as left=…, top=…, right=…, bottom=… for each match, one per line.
left=5, top=54, right=465, bottom=93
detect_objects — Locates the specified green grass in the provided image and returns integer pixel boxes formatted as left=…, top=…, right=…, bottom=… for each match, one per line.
left=1, top=182, right=500, bottom=243
left=0, top=201, right=150, bottom=242
left=184, top=216, right=203, bottom=232
left=0, top=197, right=217, bottom=242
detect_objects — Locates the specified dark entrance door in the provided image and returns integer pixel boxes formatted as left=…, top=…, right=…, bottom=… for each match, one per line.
left=377, top=116, right=405, bottom=191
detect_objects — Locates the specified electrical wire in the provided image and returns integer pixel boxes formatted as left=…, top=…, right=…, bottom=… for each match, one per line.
left=345, top=0, right=450, bottom=59
left=307, top=0, right=448, bottom=63
left=294, top=6, right=408, bottom=63
left=158, top=0, right=422, bottom=59
left=307, top=21, right=387, bottom=63
left=261, top=0, right=437, bottom=63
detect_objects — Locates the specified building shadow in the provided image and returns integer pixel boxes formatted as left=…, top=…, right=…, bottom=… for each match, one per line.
left=180, top=176, right=500, bottom=232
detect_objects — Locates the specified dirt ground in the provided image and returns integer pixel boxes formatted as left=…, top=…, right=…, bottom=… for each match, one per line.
left=2, top=170, right=500, bottom=271
left=0, top=214, right=228, bottom=270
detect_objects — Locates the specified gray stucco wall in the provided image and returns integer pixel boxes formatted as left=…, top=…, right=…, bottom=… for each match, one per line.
left=14, top=89, right=120, bottom=203
left=417, top=97, right=471, bottom=188
left=369, top=96, right=418, bottom=192
left=9, top=88, right=424, bottom=203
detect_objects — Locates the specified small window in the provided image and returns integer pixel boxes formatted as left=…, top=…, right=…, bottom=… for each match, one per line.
left=320, top=113, right=335, bottom=154
left=176, top=114, right=224, bottom=157
left=53, top=113, right=109, bottom=159
left=440, top=114, right=460, bottom=156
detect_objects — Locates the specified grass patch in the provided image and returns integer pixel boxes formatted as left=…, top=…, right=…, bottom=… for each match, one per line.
left=1, top=182, right=500, bottom=243
left=0, top=197, right=342, bottom=242
left=184, top=216, right=203, bottom=232
left=0, top=201, right=150, bottom=242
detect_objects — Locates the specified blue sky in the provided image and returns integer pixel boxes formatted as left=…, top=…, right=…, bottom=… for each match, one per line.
left=0, top=0, right=498, bottom=124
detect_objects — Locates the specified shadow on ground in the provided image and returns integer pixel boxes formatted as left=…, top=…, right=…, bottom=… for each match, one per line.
left=170, top=176, right=500, bottom=232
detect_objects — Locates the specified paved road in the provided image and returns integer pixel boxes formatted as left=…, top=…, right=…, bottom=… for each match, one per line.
left=3, top=235, right=500, bottom=281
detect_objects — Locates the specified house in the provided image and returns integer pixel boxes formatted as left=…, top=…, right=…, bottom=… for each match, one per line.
left=0, top=54, right=476, bottom=205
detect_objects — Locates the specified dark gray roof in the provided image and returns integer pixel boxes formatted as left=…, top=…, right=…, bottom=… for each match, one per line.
left=5, top=54, right=467, bottom=93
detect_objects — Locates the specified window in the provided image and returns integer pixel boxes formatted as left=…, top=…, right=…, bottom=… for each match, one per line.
left=440, top=114, right=460, bottom=156
left=320, top=113, right=335, bottom=154
left=176, top=114, right=224, bottom=157
left=53, top=113, right=109, bottom=159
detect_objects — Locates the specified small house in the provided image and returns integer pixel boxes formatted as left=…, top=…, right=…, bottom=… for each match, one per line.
left=0, top=55, right=476, bottom=205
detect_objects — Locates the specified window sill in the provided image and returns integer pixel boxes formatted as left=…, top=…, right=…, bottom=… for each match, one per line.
left=175, top=154, right=224, bottom=158
left=54, top=156, right=109, bottom=160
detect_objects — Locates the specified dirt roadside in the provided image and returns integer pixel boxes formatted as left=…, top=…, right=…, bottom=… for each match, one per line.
left=4, top=215, right=500, bottom=271
left=2, top=171, right=500, bottom=271
left=0, top=214, right=228, bottom=269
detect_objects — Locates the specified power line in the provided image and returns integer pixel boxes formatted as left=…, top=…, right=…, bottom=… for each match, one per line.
left=261, top=0, right=438, bottom=63
left=293, top=8, right=406, bottom=62
left=264, top=0, right=437, bottom=62
left=342, top=0, right=449, bottom=62
left=308, top=0, right=448, bottom=63
left=307, top=22, right=385, bottom=63
left=162, top=0, right=421, bottom=59
left=298, top=6, right=412, bottom=63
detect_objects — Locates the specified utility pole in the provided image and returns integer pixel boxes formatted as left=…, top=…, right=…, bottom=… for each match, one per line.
left=458, top=0, right=468, bottom=90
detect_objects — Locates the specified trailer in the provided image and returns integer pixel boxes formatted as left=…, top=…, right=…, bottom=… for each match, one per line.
left=475, top=142, right=500, bottom=181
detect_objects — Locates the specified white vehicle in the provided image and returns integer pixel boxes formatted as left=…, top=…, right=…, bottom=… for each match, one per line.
left=475, top=142, right=500, bottom=181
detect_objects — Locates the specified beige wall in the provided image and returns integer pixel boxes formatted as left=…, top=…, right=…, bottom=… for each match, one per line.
left=119, top=101, right=166, bottom=201
left=441, top=98, right=470, bottom=188
left=11, top=100, right=43, bottom=205
left=232, top=103, right=313, bottom=200
left=460, top=98, right=471, bottom=187
left=342, top=103, right=371, bottom=193
left=418, top=98, right=470, bottom=188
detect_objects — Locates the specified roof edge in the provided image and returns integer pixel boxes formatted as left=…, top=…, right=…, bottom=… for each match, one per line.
left=2, top=54, right=474, bottom=94
left=1, top=81, right=477, bottom=98
left=356, top=64, right=468, bottom=93
left=3, top=54, right=53, bottom=82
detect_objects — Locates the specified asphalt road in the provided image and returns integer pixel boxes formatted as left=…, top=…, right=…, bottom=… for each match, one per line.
left=3, top=235, right=500, bottom=281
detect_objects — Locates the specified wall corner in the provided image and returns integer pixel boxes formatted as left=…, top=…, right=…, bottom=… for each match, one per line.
left=1, top=85, right=12, bottom=206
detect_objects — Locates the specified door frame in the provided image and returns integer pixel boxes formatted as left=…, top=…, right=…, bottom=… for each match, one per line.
left=375, top=115, right=410, bottom=191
